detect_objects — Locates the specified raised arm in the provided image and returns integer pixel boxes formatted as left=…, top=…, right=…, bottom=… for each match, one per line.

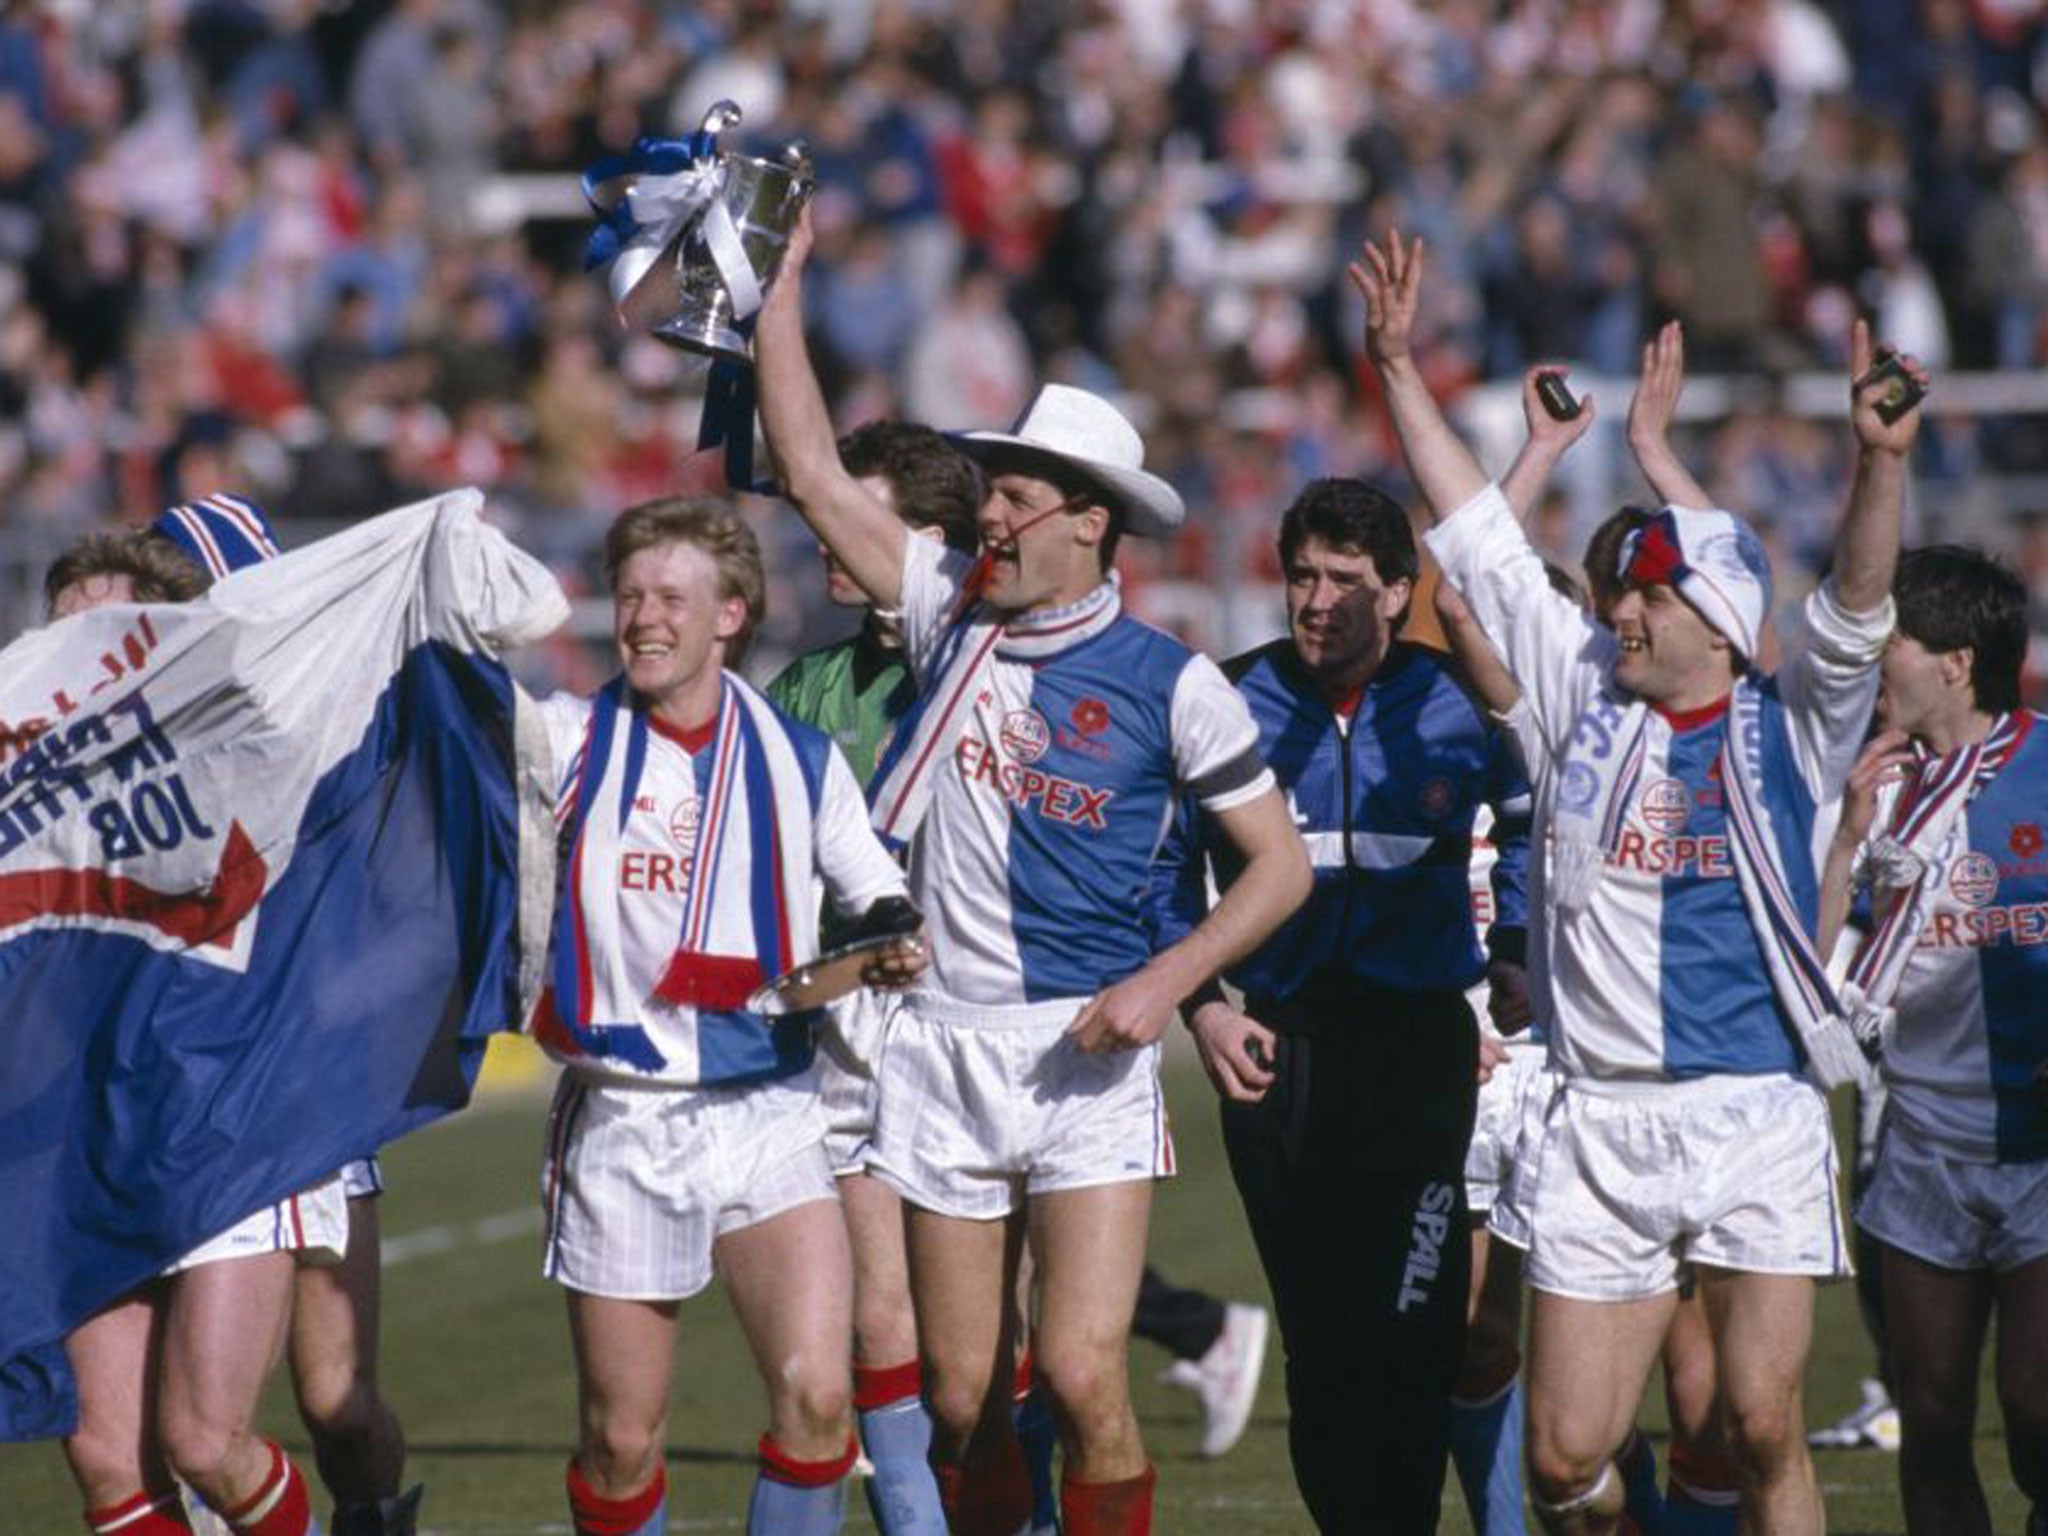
left=1833, top=318, right=1928, bottom=613
left=753, top=206, right=909, bottom=607
left=1434, top=576, right=1521, bottom=716
left=1626, top=321, right=1713, bottom=509
left=1351, top=233, right=1491, bottom=521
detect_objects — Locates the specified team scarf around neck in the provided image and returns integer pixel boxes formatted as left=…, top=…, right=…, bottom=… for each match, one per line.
left=1837, top=711, right=2029, bottom=1050
left=547, top=673, right=813, bottom=1071
left=1552, top=676, right=1879, bottom=1087
left=867, top=572, right=1122, bottom=849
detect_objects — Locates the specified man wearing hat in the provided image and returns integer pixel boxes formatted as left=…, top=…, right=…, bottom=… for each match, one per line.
left=1357, top=231, right=1924, bottom=1536
left=755, top=211, right=1310, bottom=1536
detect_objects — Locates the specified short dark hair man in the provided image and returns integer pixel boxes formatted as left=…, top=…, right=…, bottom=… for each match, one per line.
left=1152, top=474, right=1532, bottom=1533
left=1819, top=544, right=2048, bottom=1536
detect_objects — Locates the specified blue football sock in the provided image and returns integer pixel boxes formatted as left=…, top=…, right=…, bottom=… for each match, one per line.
left=1663, top=1481, right=1738, bottom=1536
left=1450, top=1377, right=1529, bottom=1535
left=1615, top=1430, right=1668, bottom=1536
left=747, top=1471, right=846, bottom=1536
left=748, top=1436, right=853, bottom=1536
left=857, top=1397, right=947, bottom=1536
left=1013, top=1383, right=1058, bottom=1533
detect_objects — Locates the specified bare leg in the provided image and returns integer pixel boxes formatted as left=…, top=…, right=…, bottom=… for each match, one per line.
left=904, top=1205, right=1024, bottom=1465
left=1525, top=1287, right=1676, bottom=1535
left=1027, top=1181, right=1152, bottom=1483
left=1882, top=1243, right=1994, bottom=1536
left=716, top=1198, right=856, bottom=1457
left=1993, top=1251, right=2048, bottom=1520
left=290, top=1197, right=406, bottom=1504
left=565, top=1292, right=679, bottom=1497
left=1458, top=1226, right=1524, bottom=1395
left=840, top=1171, right=919, bottom=1371
left=62, top=1291, right=168, bottom=1511
left=1695, top=1267, right=1822, bottom=1536
left=155, top=1251, right=298, bottom=1513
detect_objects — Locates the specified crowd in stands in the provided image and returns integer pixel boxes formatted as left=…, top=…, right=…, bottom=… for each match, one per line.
left=3, top=0, right=2048, bottom=685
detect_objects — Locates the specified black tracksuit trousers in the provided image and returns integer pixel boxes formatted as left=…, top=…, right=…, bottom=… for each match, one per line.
left=1220, top=981, right=1478, bottom=1535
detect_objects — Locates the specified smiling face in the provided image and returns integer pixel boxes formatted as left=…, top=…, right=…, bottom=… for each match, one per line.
left=975, top=472, right=1107, bottom=614
left=1284, top=536, right=1410, bottom=695
left=1607, top=581, right=1733, bottom=709
left=612, top=540, right=746, bottom=728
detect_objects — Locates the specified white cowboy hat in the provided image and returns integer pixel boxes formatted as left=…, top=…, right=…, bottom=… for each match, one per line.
left=957, top=384, right=1185, bottom=537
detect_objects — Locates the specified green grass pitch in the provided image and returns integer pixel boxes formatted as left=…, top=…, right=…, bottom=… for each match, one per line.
left=1, top=1051, right=2028, bottom=1533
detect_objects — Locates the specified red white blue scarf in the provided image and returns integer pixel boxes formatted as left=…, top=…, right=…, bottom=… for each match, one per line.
left=546, top=673, right=814, bottom=1073
left=1837, top=712, right=2030, bottom=1051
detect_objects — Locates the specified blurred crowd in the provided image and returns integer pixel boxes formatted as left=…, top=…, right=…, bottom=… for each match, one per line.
left=4, top=0, right=2048, bottom=684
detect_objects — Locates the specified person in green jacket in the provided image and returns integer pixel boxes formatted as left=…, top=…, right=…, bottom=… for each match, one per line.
left=766, top=420, right=981, bottom=1536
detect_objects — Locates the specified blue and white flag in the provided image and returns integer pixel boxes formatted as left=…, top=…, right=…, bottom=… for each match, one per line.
left=0, top=490, right=567, bottom=1439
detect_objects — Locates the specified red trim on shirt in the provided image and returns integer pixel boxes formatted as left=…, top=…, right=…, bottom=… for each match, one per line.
left=1656, top=695, right=1731, bottom=732
left=647, top=712, right=716, bottom=754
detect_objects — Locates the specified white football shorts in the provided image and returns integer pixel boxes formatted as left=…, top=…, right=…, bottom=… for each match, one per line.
left=866, top=993, right=1175, bottom=1220
left=338, top=1156, right=384, bottom=1200
left=1525, top=1072, right=1850, bottom=1300
left=163, top=1173, right=350, bottom=1274
left=540, top=1070, right=837, bottom=1301
left=817, top=988, right=904, bottom=1177
left=1466, top=1035, right=1548, bottom=1220
left=1857, top=1116, right=2048, bottom=1274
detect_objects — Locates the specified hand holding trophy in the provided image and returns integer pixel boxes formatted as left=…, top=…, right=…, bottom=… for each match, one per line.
left=581, top=100, right=815, bottom=361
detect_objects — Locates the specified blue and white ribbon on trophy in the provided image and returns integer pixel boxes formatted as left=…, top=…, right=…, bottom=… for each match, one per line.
left=581, top=121, right=766, bottom=490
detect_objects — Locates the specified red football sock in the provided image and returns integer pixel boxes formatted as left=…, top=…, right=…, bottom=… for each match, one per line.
left=219, top=1442, right=312, bottom=1536
left=1060, top=1463, right=1157, bottom=1536
left=85, top=1487, right=193, bottom=1535
left=757, top=1432, right=858, bottom=1487
left=853, top=1358, right=923, bottom=1412
left=565, top=1458, right=666, bottom=1536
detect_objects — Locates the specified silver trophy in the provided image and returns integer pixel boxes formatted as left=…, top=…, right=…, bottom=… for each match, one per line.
left=646, top=101, right=814, bottom=361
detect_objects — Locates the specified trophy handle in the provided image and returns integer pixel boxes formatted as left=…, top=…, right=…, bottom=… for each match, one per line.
left=699, top=99, right=744, bottom=140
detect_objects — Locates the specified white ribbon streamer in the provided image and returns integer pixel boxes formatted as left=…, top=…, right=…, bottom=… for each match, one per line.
left=610, top=163, right=763, bottom=320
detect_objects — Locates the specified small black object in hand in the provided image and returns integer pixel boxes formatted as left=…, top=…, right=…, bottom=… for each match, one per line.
left=1535, top=370, right=1581, bottom=422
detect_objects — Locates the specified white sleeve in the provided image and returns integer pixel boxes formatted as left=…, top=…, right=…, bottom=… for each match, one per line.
left=1424, top=483, right=1610, bottom=768
left=897, top=537, right=978, bottom=682
left=1170, top=652, right=1274, bottom=812
left=530, top=692, right=596, bottom=791
left=1778, top=580, right=1893, bottom=796
left=1494, top=695, right=1550, bottom=783
left=815, top=744, right=911, bottom=915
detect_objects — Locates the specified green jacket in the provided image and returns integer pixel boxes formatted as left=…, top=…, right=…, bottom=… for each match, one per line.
left=765, top=619, right=915, bottom=792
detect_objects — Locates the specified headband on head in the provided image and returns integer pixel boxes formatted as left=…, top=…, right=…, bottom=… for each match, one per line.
left=1618, top=505, right=1771, bottom=661
left=151, top=493, right=281, bottom=579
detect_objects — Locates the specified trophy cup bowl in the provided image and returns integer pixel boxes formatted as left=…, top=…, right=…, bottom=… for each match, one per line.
left=652, top=105, right=814, bottom=361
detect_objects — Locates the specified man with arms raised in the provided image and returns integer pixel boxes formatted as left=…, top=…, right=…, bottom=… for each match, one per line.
left=755, top=211, right=1310, bottom=1536
left=42, top=509, right=347, bottom=1536
left=1356, top=231, right=1923, bottom=1536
